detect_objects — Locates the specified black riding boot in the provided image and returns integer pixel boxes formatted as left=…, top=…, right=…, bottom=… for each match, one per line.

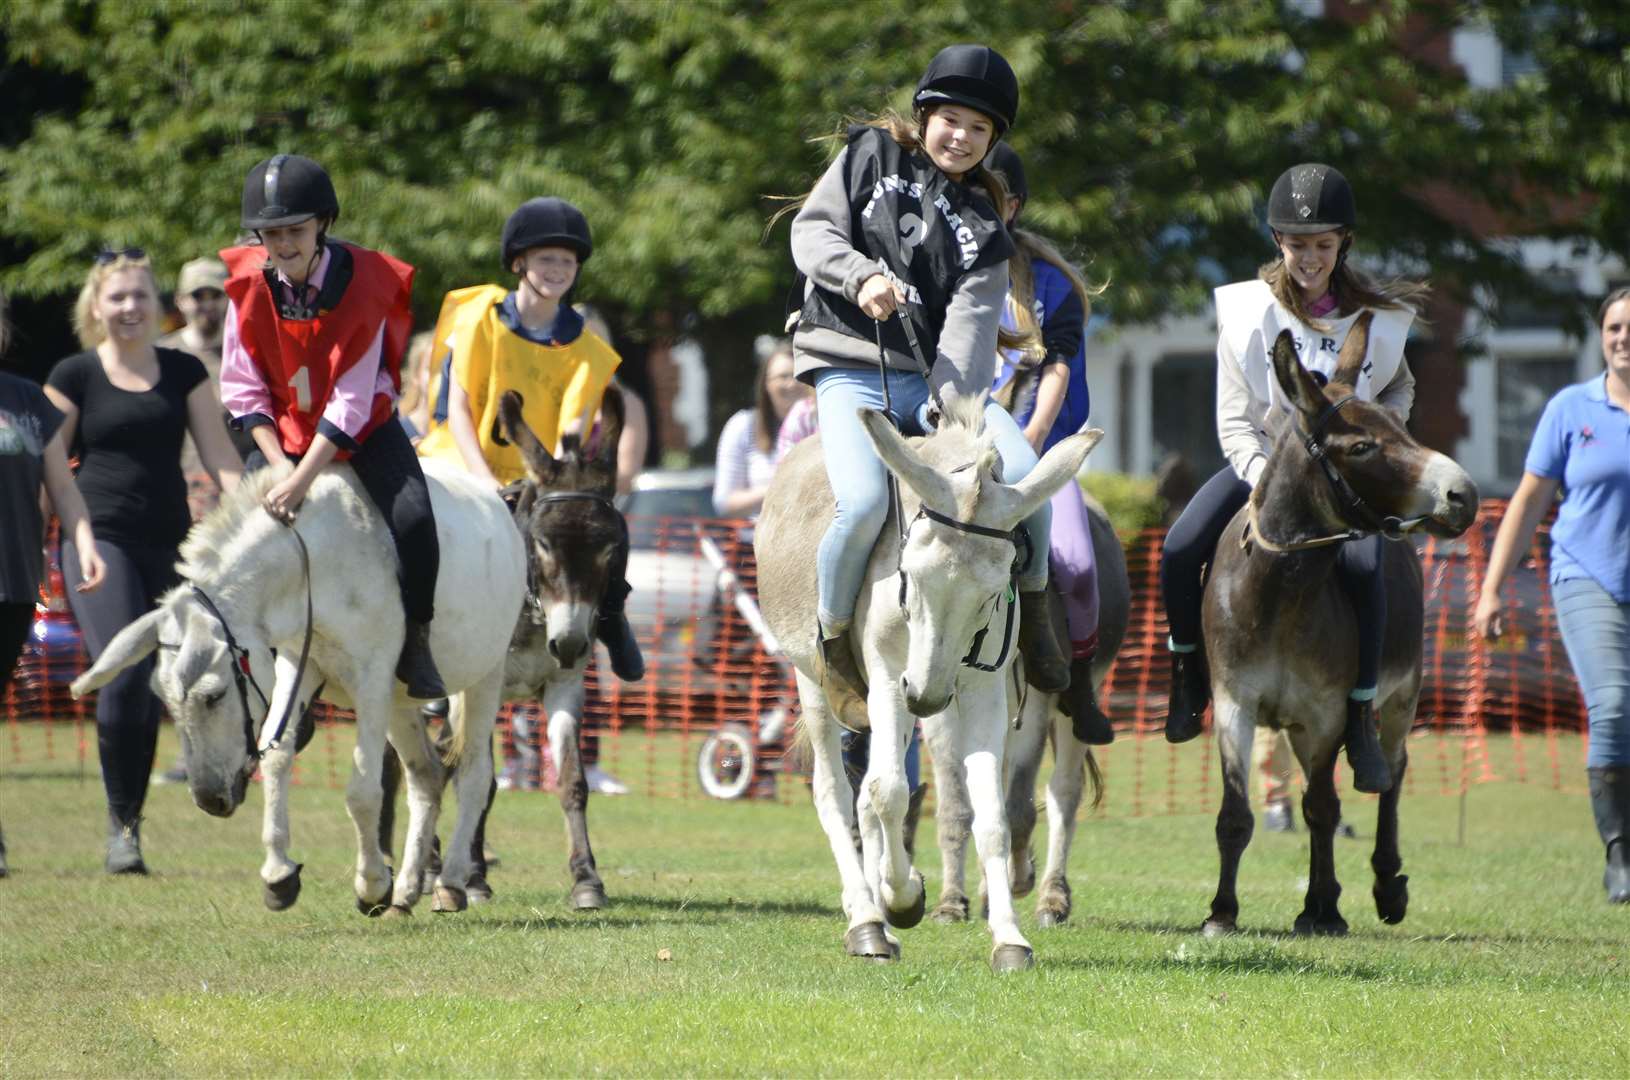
left=396, top=620, right=447, bottom=701
left=1017, top=589, right=1070, bottom=693
left=596, top=577, right=645, bottom=682
left=1343, top=696, right=1391, bottom=794
left=1588, top=766, right=1630, bottom=904
left=1165, top=649, right=1209, bottom=743
left=1062, top=655, right=1114, bottom=744
left=105, top=813, right=147, bottom=875
left=819, top=625, right=869, bottom=733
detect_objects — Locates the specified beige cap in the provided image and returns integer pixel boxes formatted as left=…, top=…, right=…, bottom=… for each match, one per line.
left=176, top=257, right=228, bottom=296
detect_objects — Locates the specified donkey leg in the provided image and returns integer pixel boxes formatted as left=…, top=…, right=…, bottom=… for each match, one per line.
left=258, top=739, right=304, bottom=911
left=436, top=680, right=500, bottom=913
left=344, top=686, right=397, bottom=916
left=546, top=677, right=606, bottom=911
left=924, top=717, right=973, bottom=922
left=1372, top=745, right=1409, bottom=925
left=1038, top=703, right=1090, bottom=927
left=797, top=671, right=889, bottom=958
left=862, top=681, right=924, bottom=932
left=385, top=702, right=443, bottom=913
left=1204, top=698, right=1256, bottom=936
left=1295, top=746, right=1347, bottom=936
left=1002, top=691, right=1049, bottom=903
left=958, top=676, right=1034, bottom=972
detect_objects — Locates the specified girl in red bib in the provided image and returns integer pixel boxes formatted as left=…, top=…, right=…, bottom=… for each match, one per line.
left=219, top=154, right=445, bottom=699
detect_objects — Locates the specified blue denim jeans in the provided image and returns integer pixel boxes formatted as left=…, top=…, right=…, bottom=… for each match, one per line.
left=811, top=366, right=1050, bottom=626
left=1554, top=576, right=1630, bottom=767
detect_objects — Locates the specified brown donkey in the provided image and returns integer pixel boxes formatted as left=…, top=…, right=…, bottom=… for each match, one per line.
left=1200, top=314, right=1478, bottom=936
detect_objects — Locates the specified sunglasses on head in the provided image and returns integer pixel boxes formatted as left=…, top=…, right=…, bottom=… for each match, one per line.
left=94, top=247, right=147, bottom=265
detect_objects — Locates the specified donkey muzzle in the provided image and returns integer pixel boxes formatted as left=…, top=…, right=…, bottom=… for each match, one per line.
left=902, top=674, right=951, bottom=718
left=548, top=630, right=590, bottom=669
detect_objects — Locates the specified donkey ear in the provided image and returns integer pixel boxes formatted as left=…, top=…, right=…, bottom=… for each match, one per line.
left=1331, top=310, right=1374, bottom=387
left=1270, top=329, right=1327, bottom=420
left=857, top=408, right=955, bottom=511
left=497, top=390, right=559, bottom=485
left=988, top=427, right=1104, bottom=528
left=595, top=384, right=625, bottom=470
left=70, top=608, right=163, bottom=698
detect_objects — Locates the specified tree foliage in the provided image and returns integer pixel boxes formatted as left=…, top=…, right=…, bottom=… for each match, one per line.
left=0, top=0, right=1618, bottom=369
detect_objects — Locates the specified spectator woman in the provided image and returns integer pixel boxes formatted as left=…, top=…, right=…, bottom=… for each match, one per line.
left=1475, top=286, right=1630, bottom=904
left=0, top=288, right=106, bottom=877
left=44, top=251, right=240, bottom=873
left=713, top=340, right=807, bottom=518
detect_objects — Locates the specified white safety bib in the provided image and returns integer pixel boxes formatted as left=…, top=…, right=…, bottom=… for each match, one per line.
left=1215, top=279, right=1413, bottom=417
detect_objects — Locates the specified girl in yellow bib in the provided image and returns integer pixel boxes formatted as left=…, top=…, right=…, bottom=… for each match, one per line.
left=419, top=197, right=642, bottom=680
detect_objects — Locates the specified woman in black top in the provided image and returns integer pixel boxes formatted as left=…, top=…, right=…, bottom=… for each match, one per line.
left=44, top=251, right=242, bottom=874
left=0, top=288, right=106, bottom=878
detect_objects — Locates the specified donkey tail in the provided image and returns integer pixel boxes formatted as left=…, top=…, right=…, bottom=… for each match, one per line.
left=439, top=696, right=467, bottom=770
left=1084, top=747, right=1105, bottom=812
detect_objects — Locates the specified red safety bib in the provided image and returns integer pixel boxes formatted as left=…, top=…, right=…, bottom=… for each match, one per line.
left=222, top=243, right=414, bottom=458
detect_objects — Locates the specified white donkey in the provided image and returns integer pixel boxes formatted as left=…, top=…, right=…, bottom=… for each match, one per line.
left=756, top=395, right=1101, bottom=972
left=71, top=459, right=524, bottom=916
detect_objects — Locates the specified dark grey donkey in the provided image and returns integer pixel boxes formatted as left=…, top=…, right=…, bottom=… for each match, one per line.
left=1200, top=314, right=1478, bottom=937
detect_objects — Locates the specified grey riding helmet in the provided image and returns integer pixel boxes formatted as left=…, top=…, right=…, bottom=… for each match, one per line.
left=241, top=154, right=340, bottom=231
left=1266, top=163, right=1356, bottom=234
left=913, top=44, right=1019, bottom=135
left=501, top=197, right=593, bottom=270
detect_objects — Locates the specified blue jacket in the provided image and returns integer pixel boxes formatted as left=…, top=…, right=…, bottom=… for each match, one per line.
left=995, top=258, right=1096, bottom=453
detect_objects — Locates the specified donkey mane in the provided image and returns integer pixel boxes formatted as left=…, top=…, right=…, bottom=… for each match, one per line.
left=938, top=392, right=988, bottom=435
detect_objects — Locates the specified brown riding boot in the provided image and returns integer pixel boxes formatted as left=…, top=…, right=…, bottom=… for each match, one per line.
left=818, top=625, right=870, bottom=732
left=1017, top=589, right=1070, bottom=693
left=1343, top=696, right=1391, bottom=794
left=397, top=620, right=448, bottom=701
left=1164, top=648, right=1209, bottom=743
left=1062, top=654, right=1114, bottom=744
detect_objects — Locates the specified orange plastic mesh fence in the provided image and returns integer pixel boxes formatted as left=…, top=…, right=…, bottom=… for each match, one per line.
left=1, top=500, right=1589, bottom=812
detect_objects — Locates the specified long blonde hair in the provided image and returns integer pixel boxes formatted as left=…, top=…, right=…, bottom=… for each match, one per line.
left=1006, top=228, right=1105, bottom=366
left=73, top=253, right=162, bottom=349
left=1259, top=235, right=1430, bottom=330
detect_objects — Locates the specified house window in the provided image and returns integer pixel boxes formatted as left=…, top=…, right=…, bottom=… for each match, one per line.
left=1151, top=352, right=1225, bottom=480
left=1496, top=355, right=1575, bottom=477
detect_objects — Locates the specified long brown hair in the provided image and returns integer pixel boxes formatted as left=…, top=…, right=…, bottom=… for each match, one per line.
left=1006, top=228, right=1105, bottom=366
left=771, top=107, right=1040, bottom=356
left=755, top=341, right=795, bottom=454
left=1259, top=232, right=1431, bottom=330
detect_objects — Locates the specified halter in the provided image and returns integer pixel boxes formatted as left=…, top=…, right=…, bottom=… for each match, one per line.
left=873, top=319, right=1026, bottom=671
left=186, top=523, right=319, bottom=763
left=1245, top=393, right=1433, bottom=553
left=518, top=489, right=627, bottom=628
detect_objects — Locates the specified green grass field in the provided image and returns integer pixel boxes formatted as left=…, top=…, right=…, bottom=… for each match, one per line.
left=2, top=728, right=1626, bottom=1077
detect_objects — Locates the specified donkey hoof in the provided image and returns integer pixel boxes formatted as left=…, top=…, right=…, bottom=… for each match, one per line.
left=1035, top=905, right=1070, bottom=929
left=1374, top=874, right=1409, bottom=925
left=466, top=873, right=494, bottom=904
left=571, top=882, right=608, bottom=911
left=1200, top=917, right=1237, bottom=938
left=432, top=884, right=468, bottom=913
left=990, top=944, right=1035, bottom=973
left=885, top=870, right=926, bottom=930
left=1293, top=913, right=1349, bottom=937
left=357, top=896, right=391, bottom=918
left=845, top=921, right=895, bottom=962
left=931, top=897, right=970, bottom=924
left=380, top=903, right=413, bottom=920
left=262, top=864, right=303, bottom=911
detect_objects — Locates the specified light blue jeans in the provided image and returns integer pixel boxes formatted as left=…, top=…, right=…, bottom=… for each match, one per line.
left=1553, top=577, right=1630, bottom=767
left=812, top=366, right=1050, bottom=627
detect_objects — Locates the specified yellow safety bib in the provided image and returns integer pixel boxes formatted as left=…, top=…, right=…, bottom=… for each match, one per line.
left=418, top=285, right=621, bottom=485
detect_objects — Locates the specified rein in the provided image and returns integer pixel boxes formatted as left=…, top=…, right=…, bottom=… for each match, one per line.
left=1245, top=393, right=1433, bottom=553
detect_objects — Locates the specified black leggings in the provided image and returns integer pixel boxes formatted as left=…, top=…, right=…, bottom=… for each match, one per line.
left=251, top=420, right=440, bottom=624
left=62, top=539, right=180, bottom=824
left=1160, top=465, right=1386, bottom=690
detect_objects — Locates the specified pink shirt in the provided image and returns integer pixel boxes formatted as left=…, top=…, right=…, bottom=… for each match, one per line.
left=220, top=246, right=395, bottom=444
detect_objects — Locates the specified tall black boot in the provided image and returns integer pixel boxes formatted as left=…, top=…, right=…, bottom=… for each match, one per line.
left=396, top=620, right=447, bottom=700
left=1588, top=766, right=1630, bottom=904
left=105, top=813, right=148, bottom=875
left=1062, top=655, right=1114, bottom=744
left=1164, top=649, right=1209, bottom=743
left=596, top=578, right=645, bottom=682
left=1017, top=589, right=1070, bottom=693
left=1343, top=697, right=1391, bottom=795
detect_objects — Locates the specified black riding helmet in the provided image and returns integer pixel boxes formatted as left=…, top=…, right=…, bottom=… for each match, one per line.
left=913, top=44, right=1019, bottom=135
left=241, top=154, right=340, bottom=231
left=501, top=197, right=593, bottom=271
left=986, top=142, right=1028, bottom=207
left=1266, top=163, right=1356, bottom=235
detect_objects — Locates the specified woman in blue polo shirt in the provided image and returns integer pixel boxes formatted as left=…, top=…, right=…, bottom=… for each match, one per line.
left=1475, top=286, right=1630, bottom=904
